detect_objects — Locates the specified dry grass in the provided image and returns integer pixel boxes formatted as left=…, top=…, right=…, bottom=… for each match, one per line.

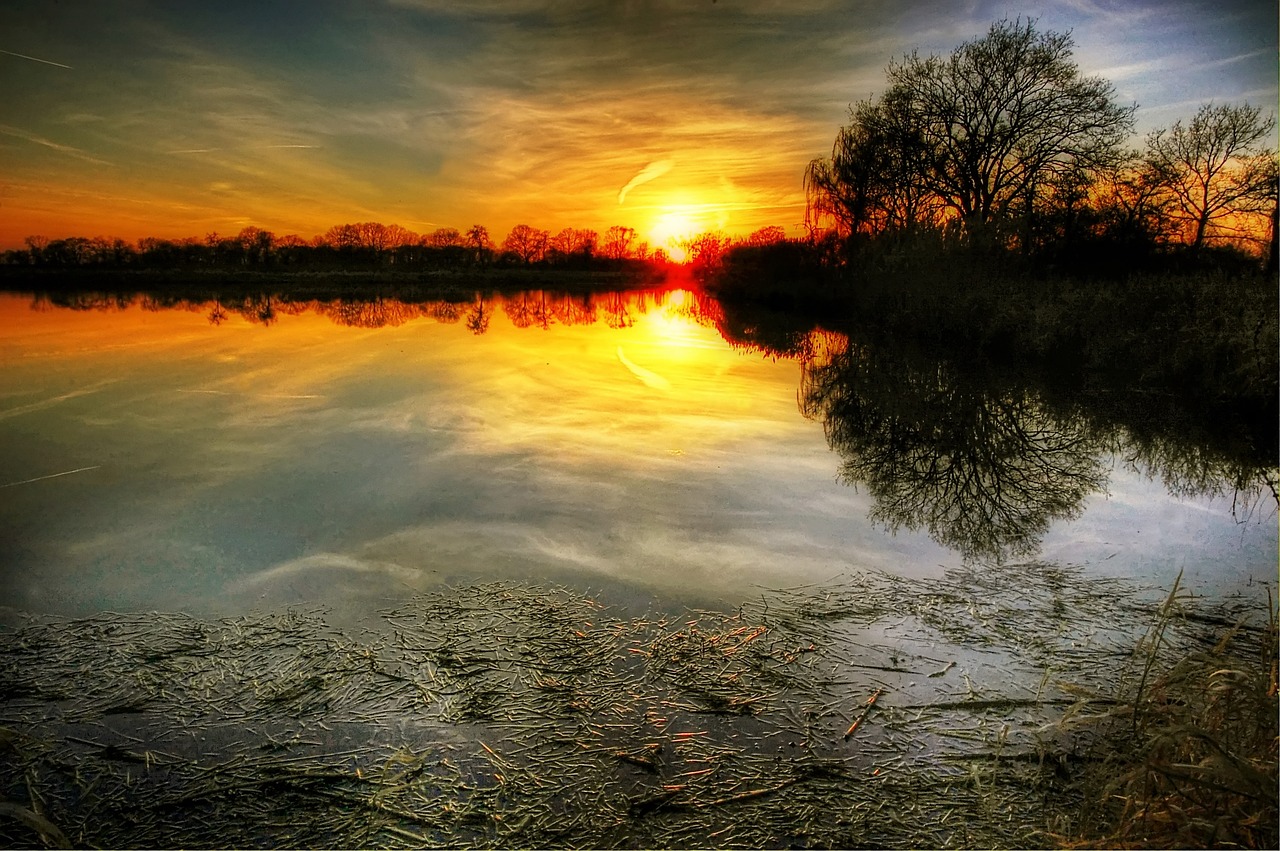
left=1054, top=575, right=1278, bottom=849
left=0, top=570, right=1272, bottom=849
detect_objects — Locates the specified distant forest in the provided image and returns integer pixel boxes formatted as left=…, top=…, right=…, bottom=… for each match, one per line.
left=0, top=220, right=795, bottom=281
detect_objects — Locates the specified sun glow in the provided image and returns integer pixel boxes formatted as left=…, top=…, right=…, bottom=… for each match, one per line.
left=648, top=205, right=718, bottom=263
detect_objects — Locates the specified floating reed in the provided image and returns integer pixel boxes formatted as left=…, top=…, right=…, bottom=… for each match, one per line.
left=0, top=567, right=1271, bottom=848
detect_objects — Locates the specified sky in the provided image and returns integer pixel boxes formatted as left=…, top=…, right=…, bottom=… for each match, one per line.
left=1, top=0, right=1275, bottom=252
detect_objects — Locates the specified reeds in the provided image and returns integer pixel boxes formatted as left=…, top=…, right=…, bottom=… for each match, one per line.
left=1053, top=576, right=1279, bottom=849
left=0, top=570, right=1272, bottom=848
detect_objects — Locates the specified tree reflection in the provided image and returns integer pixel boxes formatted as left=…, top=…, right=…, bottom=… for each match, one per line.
left=504, top=291, right=552, bottom=329
left=800, top=342, right=1108, bottom=561
left=322, top=297, right=423, bottom=329
left=465, top=295, right=492, bottom=335
left=551, top=293, right=597, bottom=326
left=425, top=300, right=462, bottom=324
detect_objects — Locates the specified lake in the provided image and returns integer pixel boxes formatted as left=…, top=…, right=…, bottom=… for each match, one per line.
left=2, top=285, right=1274, bottom=621
left=2, top=282, right=1277, bottom=848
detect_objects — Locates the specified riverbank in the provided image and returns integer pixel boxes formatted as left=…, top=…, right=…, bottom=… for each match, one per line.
left=2, top=569, right=1273, bottom=849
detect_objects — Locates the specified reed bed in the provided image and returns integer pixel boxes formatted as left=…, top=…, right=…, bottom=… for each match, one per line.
left=0, top=567, right=1271, bottom=849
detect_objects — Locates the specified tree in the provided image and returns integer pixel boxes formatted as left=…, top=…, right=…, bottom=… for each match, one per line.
left=1090, top=154, right=1176, bottom=248
left=1144, top=102, right=1278, bottom=250
left=237, top=226, right=274, bottom=265
left=549, top=227, right=596, bottom=260
left=502, top=224, right=550, bottom=264
left=425, top=227, right=461, bottom=248
left=323, top=223, right=362, bottom=250
left=799, top=342, right=1107, bottom=562
left=806, top=98, right=941, bottom=237
left=465, top=224, right=493, bottom=265
left=828, top=19, right=1134, bottom=243
left=601, top=225, right=636, bottom=260
left=682, top=231, right=734, bottom=279
left=746, top=226, right=787, bottom=246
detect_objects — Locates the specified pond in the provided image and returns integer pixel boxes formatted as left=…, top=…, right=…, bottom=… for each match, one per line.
left=1, top=286, right=1274, bottom=620
left=1, top=284, right=1276, bottom=848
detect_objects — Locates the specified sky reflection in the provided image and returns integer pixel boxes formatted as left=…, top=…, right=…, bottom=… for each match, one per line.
left=1, top=290, right=1274, bottom=620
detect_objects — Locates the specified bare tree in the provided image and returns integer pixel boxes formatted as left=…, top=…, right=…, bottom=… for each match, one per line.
left=806, top=98, right=941, bottom=236
left=1144, top=102, right=1278, bottom=250
left=746, top=226, right=787, bottom=246
left=601, top=225, right=636, bottom=260
left=465, top=224, right=493, bottom=265
left=878, top=19, right=1134, bottom=238
left=550, top=227, right=597, bottom=259
left=424, top=227, right=462, bottom=248
left=502, top=224, right=550, bottom=264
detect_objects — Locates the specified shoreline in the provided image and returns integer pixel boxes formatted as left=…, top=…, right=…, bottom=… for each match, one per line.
left=2, top=570, right=1274, bottom=849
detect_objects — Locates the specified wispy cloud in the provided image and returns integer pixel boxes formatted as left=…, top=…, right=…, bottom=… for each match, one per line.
left=618, top=160, right=674, bottom=204
left=0, top=125, right=111, bottom=166
left=167, top=144, right=321, bottom=154
left=0, top=48, right=72, bottom=68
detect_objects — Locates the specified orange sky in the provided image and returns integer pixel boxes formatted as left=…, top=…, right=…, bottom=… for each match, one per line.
left=1, top=0, right=1275, bottom=252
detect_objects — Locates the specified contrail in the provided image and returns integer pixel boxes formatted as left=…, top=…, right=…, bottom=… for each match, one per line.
left=618, top=159, right=675, bottom=203
left=0, top=49, right=72, bottom=69
left=168, top=145, right=318, bottom=154
left=177, top=389, right=323, bottom=399
left=0, top=124, right=111, bottom=165
left=1, top=466, right=101, bottom=488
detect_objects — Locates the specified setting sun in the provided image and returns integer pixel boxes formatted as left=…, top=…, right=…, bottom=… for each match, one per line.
left=647, top=205, right=717, bottom=262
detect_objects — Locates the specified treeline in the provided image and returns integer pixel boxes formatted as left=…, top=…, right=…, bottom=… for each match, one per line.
left=789, top=19, right=1278, bottom=278
left=0, top=222, right=691, bottom=273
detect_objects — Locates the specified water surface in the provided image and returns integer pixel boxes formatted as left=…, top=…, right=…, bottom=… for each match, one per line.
left=1, top=289, right=1274, bottom=619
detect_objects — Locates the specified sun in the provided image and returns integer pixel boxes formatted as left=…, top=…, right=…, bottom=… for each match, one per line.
left=648, top=207, right=708, bottom=263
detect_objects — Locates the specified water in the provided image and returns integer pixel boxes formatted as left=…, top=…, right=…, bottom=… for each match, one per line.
left=1, top=288, right=1275, bottom=620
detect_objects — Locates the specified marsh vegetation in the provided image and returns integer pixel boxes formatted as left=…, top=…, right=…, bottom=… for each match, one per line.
left=2, top=569, right=1274, bottom=849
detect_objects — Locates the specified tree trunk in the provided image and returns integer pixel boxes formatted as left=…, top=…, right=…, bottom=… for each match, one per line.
left=1265, top=199, right=1278, bottom=277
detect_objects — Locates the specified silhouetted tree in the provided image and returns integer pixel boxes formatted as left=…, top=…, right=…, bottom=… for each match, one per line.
left=812, top=19, right=1134, bottom=248
left=806, top=98, right=941, bottom=237
left=746, top=226, right=787, bottom=246
left=1091, top=154, right=1176, bottom=248
left=237, top=226, right=274, bottom=265
left=425, top=228, right=462, bottom=248
left=1144, top=102, right=1278, bottom=251
left=549, top=227, right=597, bottom=262
left=465, top=295, right=492, bottom=335
left=502, top=224, right=550, bottom=264
left=683, top=231, right=734, bottom=280
left=465, top=224, right=493, bottom=266
left=322, top=223, right=362, bottom=250
left=601, top=225, right=636, bottom=260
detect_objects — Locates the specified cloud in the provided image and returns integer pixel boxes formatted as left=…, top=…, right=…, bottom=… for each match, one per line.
left=617, top=159, right=674, bottom=203
left=0, top=48, right=72, bottom=69
left=0, top=124, right=112, bottom=166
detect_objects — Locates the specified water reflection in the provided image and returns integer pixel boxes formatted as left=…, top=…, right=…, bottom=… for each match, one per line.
left=798, top=343, right=1109, bottom=561
left=3, top=286, right=1275, bottom=613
